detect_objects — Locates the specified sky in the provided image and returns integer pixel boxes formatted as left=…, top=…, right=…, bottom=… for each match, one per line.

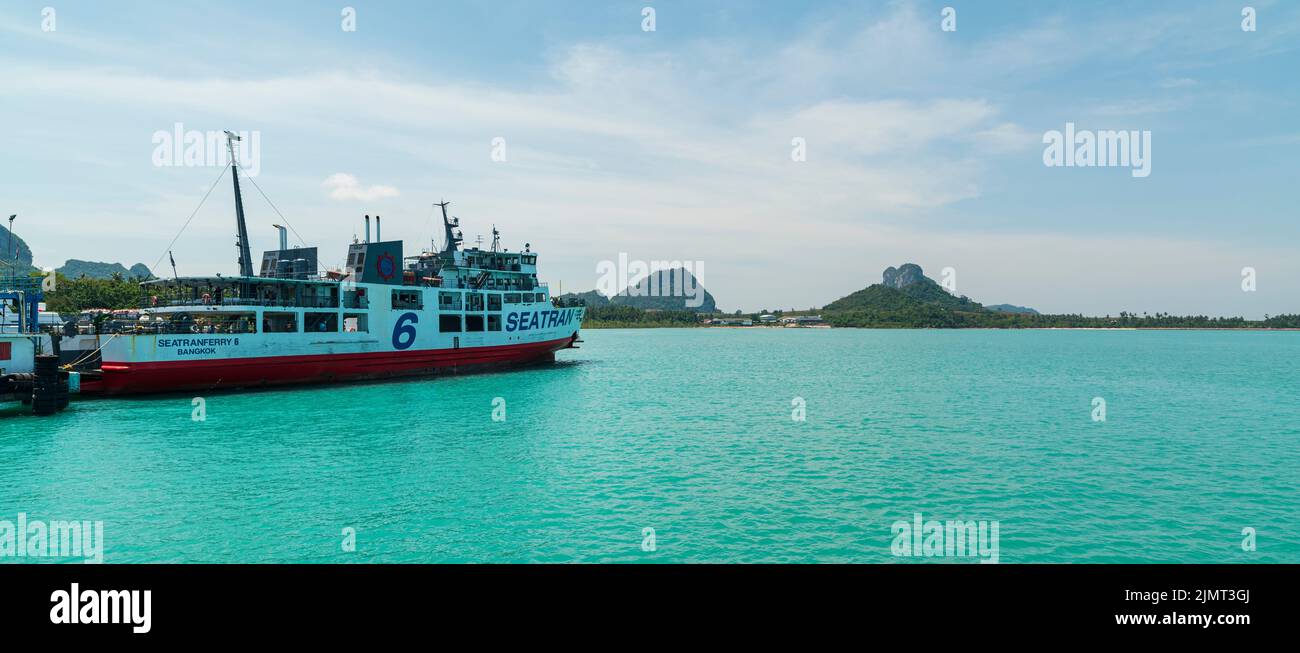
left=1, top=0, right=1298, bottom=316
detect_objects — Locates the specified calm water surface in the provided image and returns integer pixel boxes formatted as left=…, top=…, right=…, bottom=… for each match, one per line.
left=2, top=328, right=1297, bottom=562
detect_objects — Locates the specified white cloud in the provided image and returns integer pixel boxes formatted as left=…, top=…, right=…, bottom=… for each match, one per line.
left=757, top=99, right=999, bottom=158
left=970, top=122, right=1039, bottom=153
left=1091, top=98, right=1189, bottom=117
left=321, top=173, right=399, bottom=202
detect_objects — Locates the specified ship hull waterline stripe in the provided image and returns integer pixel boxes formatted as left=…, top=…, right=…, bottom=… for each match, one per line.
left=91, top=334, right=578, bottom=395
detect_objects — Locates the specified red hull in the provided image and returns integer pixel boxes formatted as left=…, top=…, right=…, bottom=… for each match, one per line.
left=91, top=335, right=577, bottom=395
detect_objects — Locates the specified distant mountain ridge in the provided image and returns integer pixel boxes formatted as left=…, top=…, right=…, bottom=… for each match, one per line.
left=0, top=226, right=35, bottom=272
left=559, top=267, right=717, bottom=313
left=559, top=289, right=611, bottom=307
left=986, top=303, right=1039, bottom=315
left=57, top=259, right=153, bottom=280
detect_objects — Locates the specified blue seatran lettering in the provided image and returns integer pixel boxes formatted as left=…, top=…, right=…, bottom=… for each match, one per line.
left=505, top=309, right=572, bottom=333
left=392, top=312, right=418, bottom=349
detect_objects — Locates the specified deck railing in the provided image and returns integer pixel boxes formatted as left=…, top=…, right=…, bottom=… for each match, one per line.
left=140, top=296, right=340, bottom=310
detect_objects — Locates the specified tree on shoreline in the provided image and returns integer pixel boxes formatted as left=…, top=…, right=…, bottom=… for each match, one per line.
left=42, top=273, right=143, bottom=314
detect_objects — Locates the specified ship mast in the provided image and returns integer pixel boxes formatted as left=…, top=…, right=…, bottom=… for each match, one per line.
left=436, top=200, right=462, bottom=254
left=226, top=131, right=254, bottom=278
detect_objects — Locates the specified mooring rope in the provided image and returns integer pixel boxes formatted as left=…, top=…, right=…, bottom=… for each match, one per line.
left=148, top=162, right=231, bottom=278
left=61, top=333, right=119, bottom=370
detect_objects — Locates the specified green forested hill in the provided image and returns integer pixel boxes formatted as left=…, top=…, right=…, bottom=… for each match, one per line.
left=825, top=263, right=982, bottom=313
left=819, top=263, right=1295, bottom=328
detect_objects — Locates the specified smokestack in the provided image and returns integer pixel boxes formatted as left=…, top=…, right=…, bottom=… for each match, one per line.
left=273, top=224, right=288, bottom=251
left=375, top=215, right=381, bottom=242
left=364, top=215, right=370, bottom=243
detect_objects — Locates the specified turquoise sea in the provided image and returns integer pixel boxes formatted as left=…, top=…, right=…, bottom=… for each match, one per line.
left=2, top=328, right=1298, bottom=563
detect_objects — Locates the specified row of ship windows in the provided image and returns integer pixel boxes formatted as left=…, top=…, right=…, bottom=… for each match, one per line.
left=259, top=312, right=507, bottom=334
left=464, top=254, right=538, bottom=267
left=391, top=290, right=549, bottom=311
left=437, top=314, right=499, bottom=333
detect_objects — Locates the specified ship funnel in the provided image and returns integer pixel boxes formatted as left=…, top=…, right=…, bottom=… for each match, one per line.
left=364, top=215, right=370, bottom=243
left=375, top=215, right=381, bottom=241
left=273, top=224, right=288, bottom=251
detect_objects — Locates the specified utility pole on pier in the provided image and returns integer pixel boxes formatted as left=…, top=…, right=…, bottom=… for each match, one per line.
left=7, top=215, right=15, bottom=270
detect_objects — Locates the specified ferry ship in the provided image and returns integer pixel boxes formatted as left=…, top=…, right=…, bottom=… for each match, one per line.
left=81, top=133, right=583, bottom=395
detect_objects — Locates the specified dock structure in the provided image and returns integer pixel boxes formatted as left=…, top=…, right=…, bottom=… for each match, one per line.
left=0, top=275, right=71, bottom=416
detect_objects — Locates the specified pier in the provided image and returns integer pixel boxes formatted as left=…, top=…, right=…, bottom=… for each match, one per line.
left=0, top=275, right=71, bottom=416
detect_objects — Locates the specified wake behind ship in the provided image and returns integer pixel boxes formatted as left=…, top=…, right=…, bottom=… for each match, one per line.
left=76, top=133, right=583, bottom=395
